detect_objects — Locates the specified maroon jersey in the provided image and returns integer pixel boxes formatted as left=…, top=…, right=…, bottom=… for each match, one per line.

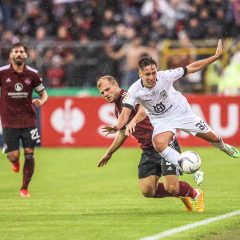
left=115, top=89, right=154, bottom=150
left=0, top=64, right=45, bottom=128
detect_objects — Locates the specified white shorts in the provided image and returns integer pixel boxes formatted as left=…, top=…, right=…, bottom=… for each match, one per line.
left=150, top=110, right=212, bottom=138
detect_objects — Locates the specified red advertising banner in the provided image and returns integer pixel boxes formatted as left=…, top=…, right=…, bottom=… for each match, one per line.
left=41, top=97, right=138, bottom=147
left=41, top=96, right=240, bottom=147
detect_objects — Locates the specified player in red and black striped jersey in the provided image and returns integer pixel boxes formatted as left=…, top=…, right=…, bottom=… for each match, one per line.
left=97, top=75, right=203, bottom=212
left=0, top=43, right=48, bottom=197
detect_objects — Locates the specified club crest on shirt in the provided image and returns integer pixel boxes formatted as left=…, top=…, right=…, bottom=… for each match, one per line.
left=15, top=83, right=23, bottom=92
left=25, top=78, right=31, bottom=85
left=160, top=90, right=168, bottom=99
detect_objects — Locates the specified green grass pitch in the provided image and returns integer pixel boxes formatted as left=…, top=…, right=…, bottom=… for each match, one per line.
left=0, top=147, right=240, bottom=240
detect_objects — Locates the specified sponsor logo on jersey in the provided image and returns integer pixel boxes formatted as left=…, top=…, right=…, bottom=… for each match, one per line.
left=6, top=78, right=11, bottom=83
left=167, top=166, right=173, bottom=171
left=15, top=83, right=23, bottom=92
left=153, top=102, right=166, bottom=113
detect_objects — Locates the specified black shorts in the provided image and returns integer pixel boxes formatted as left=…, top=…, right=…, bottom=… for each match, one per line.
left=2, top=127, right=41, bottom=153
left=138, top=140, right=181, bottom=179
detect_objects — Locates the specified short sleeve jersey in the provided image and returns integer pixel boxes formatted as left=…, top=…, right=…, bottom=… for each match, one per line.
left=115, top=89, right=154, bottom=150
left=123, top=68, right=191, bottom=120
left=0, top=64, right=45, bottom=128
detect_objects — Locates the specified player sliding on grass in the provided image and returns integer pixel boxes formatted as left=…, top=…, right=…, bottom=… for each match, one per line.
left=97, top=75, right=204, bottom=212
left=103, top=39, right=240, bottom=175
left=0, top=43, right=48, bottom=197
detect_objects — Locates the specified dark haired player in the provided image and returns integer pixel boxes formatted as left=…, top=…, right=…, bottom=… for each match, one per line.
left=103, top=40, right=240, bottom=212
left=0, top=43, right=48, bottom=197
left=97, top=75, right=204, bottom=212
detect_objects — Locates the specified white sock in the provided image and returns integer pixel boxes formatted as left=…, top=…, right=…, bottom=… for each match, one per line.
left=193, top=189, right=200, bottom=200
left=160, top=146, right=181, bottom=166
left=211, top=137, right=226, bottom=151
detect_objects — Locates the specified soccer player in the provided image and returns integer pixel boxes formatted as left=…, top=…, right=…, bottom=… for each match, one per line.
left=102, top=40, right=240, bottom=172
left=97, top=75, right=204, bottom=212
left=0, top=43, right=48, bottom=197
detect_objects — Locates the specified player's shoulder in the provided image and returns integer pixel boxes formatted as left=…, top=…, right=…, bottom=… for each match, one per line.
left=157, top=67, right=184, bottom=79
left=119, top=89, right=127, bottom=101
left=26, top=65, right=39, bottom=75
left=161, top=67, right=184, bottom=75
left=0, top=64, right=11, bottom=73
left=129, top=78, right=142, bottom=91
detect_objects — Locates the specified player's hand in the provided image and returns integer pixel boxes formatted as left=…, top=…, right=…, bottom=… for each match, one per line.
left=102, top=125, right=118, bottom=135
left=98, top=153, right=112, bottom=167
left=215, top=39, right=223, bottom=59
left=32, top=99, right=43, bottom=108
left=125, top=122, right=136, bottom=136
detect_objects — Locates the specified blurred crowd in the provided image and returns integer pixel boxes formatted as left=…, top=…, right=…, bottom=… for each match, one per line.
left=0, top=0, right=240, bottom=94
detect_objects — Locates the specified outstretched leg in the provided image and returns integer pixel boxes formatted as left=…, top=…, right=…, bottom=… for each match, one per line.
left=197, top=130, right=240, bottom=158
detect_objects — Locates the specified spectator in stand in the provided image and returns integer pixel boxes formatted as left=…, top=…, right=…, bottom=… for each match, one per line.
left=105, top=35, right=147, bottom=88
left=46, top=54, right=65, bottom=87
left=146, top=36, right=161, bottom=67
left=204, top=59, right=223, bottom=93
left=0, top=0, right=239, bottom=89
left=185, top=17, right=205, bottom=39
left=168, top=31, right=200, bottom=92
left=218, top=51, right=240, bottom=95
left=231, top=0, right=240, bottom=37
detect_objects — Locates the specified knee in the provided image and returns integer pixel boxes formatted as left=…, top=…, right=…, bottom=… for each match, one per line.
left=153, top=138, right=168, bottom=152
left=140, top=185, right=155, bottom=198
left=211, top=135, right=221, bottom=143
left=24, top=152, right=34, bottom=160
left=7, top=152, right=19, bottom=162
left=164, top=183, right=179, bottom=195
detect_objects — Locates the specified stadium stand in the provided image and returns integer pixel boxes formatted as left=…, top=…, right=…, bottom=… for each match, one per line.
left=0, top=0, right=239, bottom=93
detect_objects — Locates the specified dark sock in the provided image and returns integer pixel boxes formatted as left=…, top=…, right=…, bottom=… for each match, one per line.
left=154, top=183, right=173, bottom=198
left=12, top=159, right=19, bottom=165
left=21, top=153, right=35, bottom=190
left=177, top=181, right=197, bottom=199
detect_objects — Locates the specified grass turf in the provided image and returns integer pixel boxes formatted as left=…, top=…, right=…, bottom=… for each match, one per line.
left=0, top=147, right=240, bottom=240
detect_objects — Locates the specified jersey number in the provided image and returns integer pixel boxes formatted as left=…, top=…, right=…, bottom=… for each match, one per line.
left=196, top=121, right=207, bottom=131
left=30, top=128, right=40, bottom=141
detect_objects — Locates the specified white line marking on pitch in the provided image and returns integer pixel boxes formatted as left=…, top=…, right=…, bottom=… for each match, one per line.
left=139, top=210, right=240, bottom=240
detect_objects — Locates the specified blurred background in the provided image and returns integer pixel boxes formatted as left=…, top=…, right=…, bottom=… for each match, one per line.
left=0, top=0, right=239, bottom=147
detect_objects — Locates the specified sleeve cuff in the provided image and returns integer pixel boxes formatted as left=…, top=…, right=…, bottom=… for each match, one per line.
left=123, top=103, right=134, bottom=109
left=182, top=67, right=188, bottom=77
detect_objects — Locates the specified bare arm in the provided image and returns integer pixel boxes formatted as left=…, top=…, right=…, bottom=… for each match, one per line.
left=125, top=105, right=147, bottom=136
left=98, top=130, right=128, bottom=167
left=32, top=90, right=48, bottom=108
left=105, top=44, right=127, bottom=60
left=102, top=107, right=132, bottom=134
left=186, top=39, right=222, bottom=74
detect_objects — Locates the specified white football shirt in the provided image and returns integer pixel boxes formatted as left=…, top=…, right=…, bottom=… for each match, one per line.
left=123, top=67, right=192, bottom=120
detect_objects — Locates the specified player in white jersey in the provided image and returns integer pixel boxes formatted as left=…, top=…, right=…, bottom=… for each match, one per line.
left=103, top=39, right=240, bottom=170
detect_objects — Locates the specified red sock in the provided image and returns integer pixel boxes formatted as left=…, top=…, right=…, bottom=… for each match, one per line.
left=21, top=154, right=35, bottom=190
left=177, top=181, right=197, bottom=199
left=154, top=183, right=173, bottom=198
